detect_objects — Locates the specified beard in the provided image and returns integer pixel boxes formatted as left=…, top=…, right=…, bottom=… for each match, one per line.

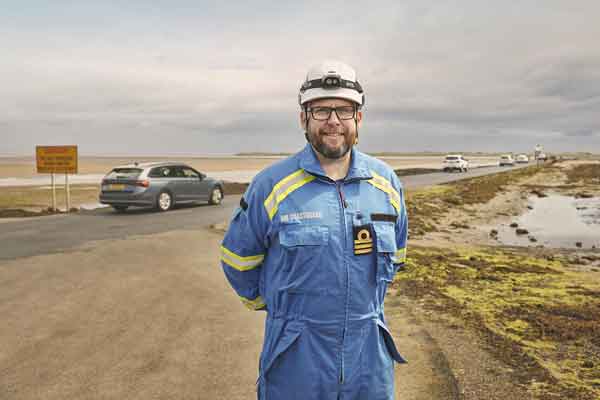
left=308, top=125, right=355, bottom=160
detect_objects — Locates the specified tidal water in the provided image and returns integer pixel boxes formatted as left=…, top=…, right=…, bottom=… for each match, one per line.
left=496, top=193, right=600, bottom=249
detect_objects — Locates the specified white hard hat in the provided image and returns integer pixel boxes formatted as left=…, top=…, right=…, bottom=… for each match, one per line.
left=298, top=60, right=364, bottom=107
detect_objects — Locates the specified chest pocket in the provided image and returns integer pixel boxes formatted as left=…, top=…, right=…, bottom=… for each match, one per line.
left=280, top=224, right=329, bottom=247
left=372, top=221, right=397, bottom=282
left=279, top=224, right=329, bottom=274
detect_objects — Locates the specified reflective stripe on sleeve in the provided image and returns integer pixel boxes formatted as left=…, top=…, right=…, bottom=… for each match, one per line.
left=367, top=171, right=401, bottom=213
left=392, top=247, right=406, bottom=264
left=220, top=245, right=265, bottom=271
left=241, top=295, right=266, bottom=310
left=263, top=169, right=316, bottom=220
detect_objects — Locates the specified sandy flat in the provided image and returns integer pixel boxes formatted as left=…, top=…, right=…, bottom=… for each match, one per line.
left=0, top=155, right=500, bottom=179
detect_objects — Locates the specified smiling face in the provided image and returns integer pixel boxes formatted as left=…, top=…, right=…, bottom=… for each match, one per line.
left=300, top=98, right=362, bottom=160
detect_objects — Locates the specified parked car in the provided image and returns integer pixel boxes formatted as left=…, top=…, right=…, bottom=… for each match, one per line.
left=515, top=154, right=529, bottom=163
left=499, top=154, right=515, bottom=166
left=443, top=154, right=469, bottom=172
left=99, top=162, right=224, bottom=212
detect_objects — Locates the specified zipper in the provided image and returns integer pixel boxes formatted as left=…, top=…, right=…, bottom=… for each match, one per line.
left=336, top=181, right=350, bottom=384
left=337, top=182, right=348, bottom=208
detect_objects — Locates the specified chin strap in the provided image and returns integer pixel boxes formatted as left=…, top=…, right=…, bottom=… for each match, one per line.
left=354, top=105, right=359, bottom=144
left=303, top=105, right=310, bottom=133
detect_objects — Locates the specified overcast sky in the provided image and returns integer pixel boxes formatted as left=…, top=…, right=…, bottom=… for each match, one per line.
left=1, top=1, right=599, bottom=156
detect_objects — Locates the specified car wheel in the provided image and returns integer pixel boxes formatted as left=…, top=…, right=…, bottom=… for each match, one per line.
left=208, top=186, right=223, bottom=205
left=156, top=191, right=173, bottom=211
left=112, top=205, right=128, bottom=212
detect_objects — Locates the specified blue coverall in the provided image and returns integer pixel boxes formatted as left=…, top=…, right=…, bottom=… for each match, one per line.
left=221, top=143, right=408, bottom=400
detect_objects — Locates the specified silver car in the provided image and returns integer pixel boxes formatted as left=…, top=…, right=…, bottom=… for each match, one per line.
left=99, top=161, right=224, bottom=212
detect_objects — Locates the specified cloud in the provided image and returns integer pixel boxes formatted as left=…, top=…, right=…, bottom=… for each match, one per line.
left=1, top=1, right=600, bottom=154
left=561, top=129, right=599, bottom=138
left=525, top=55, right=600, bottom=102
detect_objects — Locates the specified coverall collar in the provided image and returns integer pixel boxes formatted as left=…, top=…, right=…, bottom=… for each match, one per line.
left=299, top=143, right=372, bottom=181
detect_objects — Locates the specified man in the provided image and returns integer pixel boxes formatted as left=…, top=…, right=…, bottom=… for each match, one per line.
left=221, top=60, right=408, bottom=400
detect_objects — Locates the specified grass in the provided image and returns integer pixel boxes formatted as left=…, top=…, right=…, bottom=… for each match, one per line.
left=396, top=163, right=600, bottom=399
left=0, top=182, right=247, bottom=217
left=564, top=164, right=600, bottom=185
left=395, top=245, right=600, bottom=399
left=0, top=185, right=101, bottom=210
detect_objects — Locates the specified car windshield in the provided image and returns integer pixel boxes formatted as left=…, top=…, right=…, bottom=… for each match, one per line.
left=445, top=156, right=459, bottom=161
left=501, top=156, right=510, bottom=159
left=105, top=168, right=142, bottom=179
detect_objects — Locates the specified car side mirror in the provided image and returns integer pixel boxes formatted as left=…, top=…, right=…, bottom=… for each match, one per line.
left=199, top=173, right=206, bottom=180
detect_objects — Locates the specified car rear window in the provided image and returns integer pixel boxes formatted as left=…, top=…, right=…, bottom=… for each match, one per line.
left=105, top=168, right=142, bottom=179
left=445, top=156, right=459, bottom=160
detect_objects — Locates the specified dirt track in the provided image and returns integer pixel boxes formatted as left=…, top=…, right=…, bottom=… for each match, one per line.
left=0, top=226, right=469, bottom=399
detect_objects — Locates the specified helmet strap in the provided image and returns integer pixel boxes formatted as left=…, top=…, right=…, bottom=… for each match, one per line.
left=354, top=105, right=359, bottom=144
left=303, top=105, right=310, bottom=132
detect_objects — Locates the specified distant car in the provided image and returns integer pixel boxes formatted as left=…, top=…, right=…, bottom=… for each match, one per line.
left=443, top=154, right=469, bottom=172
left=99, top=162, right=224, bottom=212
left=515, top=154, right=529, bottom=164
left=499, top=154, right=515, bottom=166
left=537, top=153, right=547, bottom=161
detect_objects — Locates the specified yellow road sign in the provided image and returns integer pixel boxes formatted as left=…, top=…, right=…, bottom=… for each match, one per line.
left=36, top=146, right=78, bottom=174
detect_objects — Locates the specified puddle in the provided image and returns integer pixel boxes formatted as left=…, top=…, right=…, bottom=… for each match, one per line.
left=78, top=202, right=110, bottom=211
left=496, top=193, right=600, bottom=249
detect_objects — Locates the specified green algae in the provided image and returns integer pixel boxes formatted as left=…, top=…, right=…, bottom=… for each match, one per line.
left=394, top=162, right=600, bottom=398
left=395, top=245, right=600, bottom=399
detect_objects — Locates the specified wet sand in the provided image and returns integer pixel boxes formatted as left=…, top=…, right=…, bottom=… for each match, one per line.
left=0, top=155, right=500, bottom=178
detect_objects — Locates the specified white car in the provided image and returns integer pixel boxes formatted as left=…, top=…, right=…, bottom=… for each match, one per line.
left=499, top=154, right=515, bottom=166
left=443, top=154, right=469, bottom=172
left=515, top=154, right=529, bottom=163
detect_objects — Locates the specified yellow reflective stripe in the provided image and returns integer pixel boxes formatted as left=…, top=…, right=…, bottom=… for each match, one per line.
left=371, top=171, right=400, bottom=203
left=264, top=169, right=305, bottom=211
left=367, top=171, right=401, bottom=213
left=393, top=247, right=407, bottom=264
left=264, top=169, right=316, bottom=220
left=241, top=295, right=265, bottom=310
left=220, top=245, right=264, bottom=271
left=266, top=172, right=316, bottom=219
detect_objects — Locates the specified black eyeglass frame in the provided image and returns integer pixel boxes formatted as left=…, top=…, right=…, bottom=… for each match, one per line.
left=306, top=106, right=357, bottom=121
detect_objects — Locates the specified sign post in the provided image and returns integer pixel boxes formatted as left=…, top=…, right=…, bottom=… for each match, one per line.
left=65, top=172, right=71, bottom=211
left=36, top=146, right=78, bottom=213
left=51, top=173, right=56, bottom=211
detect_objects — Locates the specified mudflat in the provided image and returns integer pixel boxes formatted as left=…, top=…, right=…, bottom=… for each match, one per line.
left=0, top=155, right=500, bottom=178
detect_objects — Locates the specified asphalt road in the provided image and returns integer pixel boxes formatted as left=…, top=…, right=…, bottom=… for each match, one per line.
left=0, top=164, right=527, bottom=261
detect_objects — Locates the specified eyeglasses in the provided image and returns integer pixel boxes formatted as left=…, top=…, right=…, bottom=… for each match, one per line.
left=307, top=106, right=356, bottom=121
